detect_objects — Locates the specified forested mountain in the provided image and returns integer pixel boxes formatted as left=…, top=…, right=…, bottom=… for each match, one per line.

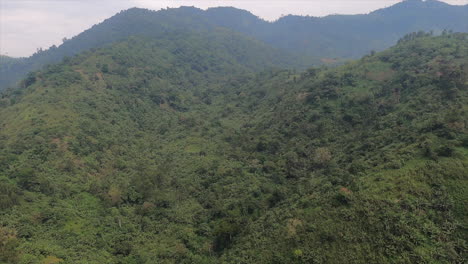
left=1, top=0, right=466, bottom=90
left=0, top=56, right=23, bottom=65
left=0, top=56, right=24, bottom=78
left=206, top=0, right=468, bottom=58
left=0, top=29, right=466, bottom=263
left=0, top=7, right=307, bottom=91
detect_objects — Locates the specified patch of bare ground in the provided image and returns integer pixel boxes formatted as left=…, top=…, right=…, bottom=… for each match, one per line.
left=366, top=69, right=395, bottom=81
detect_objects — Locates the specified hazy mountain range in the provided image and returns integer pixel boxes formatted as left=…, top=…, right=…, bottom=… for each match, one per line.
left=0, top=0, right=467, bottom=90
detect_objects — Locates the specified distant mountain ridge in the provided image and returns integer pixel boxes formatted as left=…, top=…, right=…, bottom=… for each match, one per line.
left=0, top=0, right=467, bottom=90
left=205, top=0, right=467, bottom=58
left=0, top=7, right=308, bottom=91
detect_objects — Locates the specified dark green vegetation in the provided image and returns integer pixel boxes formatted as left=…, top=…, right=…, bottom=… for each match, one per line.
left=0, top=25, right=467, bottom=263
left=1, top=0, right=467, bottom=90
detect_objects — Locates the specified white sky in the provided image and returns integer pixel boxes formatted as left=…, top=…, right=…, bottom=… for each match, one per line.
left=1, top=0, right=467, bottom=57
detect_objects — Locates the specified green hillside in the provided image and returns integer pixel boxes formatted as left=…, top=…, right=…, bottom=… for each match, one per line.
left=0, top=32, right=466, bottom=263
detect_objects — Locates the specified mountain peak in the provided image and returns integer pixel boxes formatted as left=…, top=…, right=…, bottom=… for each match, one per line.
left=371, top=0, right=454, bottom=15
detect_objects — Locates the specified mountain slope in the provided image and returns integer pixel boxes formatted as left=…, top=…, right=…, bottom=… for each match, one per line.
left=1, top=0, right=466, bottom=91
left=219, top=32, right=468, bottom=263
left=0, top=32, right=282, bottom=263
left=0, top=7, right=306, bottom=91
left=206, top=0, right=468, bottom=59
left=0, top=32, right=466, bottom=263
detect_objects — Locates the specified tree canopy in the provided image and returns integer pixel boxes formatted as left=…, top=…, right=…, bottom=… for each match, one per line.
left=0, top=30, right=466, bottom=263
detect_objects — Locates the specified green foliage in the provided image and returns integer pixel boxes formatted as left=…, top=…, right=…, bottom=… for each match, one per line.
left=0, top=226, right=19, bottom=263
left=0, top=33, right=466, bottom=263
left=0, top=177, right=20, bottom=210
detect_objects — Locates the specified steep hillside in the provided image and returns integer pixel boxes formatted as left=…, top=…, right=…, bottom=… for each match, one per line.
left=219, top=31, right=468, bottom=263
left=0, top=33, right=466, bottom=263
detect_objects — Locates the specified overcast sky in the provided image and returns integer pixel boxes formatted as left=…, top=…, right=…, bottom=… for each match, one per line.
left=1, top=0, right=467, bottom=57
